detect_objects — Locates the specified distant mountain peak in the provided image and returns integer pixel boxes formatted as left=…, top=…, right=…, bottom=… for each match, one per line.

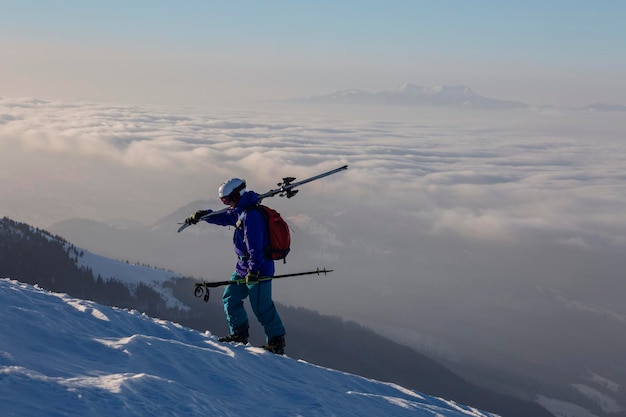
left=579, top=103, right=626, bottom=112
left=427, top=85, right=477, bottom=97
left=327, top=89, right=370, bottom=98
left=390, top=82, right=422, bottom=93
left=389, top=83, right=477, bottom=97
left=287, top=83, right=527, bottom=110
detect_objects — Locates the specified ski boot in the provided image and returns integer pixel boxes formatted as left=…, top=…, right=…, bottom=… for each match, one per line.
left=262, top=335, right=286, bottom=355
left=218, top=327, right=249, bottom=345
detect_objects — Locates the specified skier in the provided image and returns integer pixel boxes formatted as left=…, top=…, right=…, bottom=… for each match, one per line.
left=185, top=178, right=286, bottom=354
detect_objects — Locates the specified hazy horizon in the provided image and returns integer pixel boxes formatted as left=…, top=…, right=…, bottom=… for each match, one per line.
left=1, top=1, right=625, bottom=108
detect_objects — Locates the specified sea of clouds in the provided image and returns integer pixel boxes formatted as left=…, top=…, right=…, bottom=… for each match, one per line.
left=2, top=95, right=625, bottom=339
left=3, top=97, right=625, bottom=243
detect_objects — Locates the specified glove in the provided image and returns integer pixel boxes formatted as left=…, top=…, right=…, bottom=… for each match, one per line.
left=245, top=270, right=260, bottom=285
left=185, top=209, right=212, bottom=225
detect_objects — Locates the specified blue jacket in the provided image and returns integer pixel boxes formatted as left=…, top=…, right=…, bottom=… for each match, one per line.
left=204, top=191, right=274, bottom=278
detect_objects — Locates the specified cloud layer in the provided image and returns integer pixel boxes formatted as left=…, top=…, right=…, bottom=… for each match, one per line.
left=2, top=97, right=625, bottom=250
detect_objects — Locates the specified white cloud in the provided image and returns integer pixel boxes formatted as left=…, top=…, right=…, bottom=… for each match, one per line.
left=1, top=96, right=626, bottom=253
left=430, top=208, right=517, bottom=242
left=557, top=237, right=590, bottom=250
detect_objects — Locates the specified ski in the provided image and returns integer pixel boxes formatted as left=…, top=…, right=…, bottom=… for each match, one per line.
left=194, top=268, right=333, bottom=301
left=177, top=165, right=348, bottom=232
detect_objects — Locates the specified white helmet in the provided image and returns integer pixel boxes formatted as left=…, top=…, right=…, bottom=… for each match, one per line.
left=218, top=178, right=246, bottom=200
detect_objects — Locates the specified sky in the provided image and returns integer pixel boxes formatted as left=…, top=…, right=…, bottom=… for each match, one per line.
left=1, top=1, right=626, bottom=107
left=0, top=278, right=498, bottom=417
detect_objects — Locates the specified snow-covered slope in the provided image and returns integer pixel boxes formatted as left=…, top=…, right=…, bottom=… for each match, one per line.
left=0, top=279, right=496, bottom=417
left=74, top=245, right=187, bottom=310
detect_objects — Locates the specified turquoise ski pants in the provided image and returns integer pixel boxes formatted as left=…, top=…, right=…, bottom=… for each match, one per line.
left=222, top=272, right=285, bottom=341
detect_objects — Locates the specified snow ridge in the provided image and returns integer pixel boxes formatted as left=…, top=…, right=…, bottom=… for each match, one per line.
left=0, top=278, right=497, bottom=417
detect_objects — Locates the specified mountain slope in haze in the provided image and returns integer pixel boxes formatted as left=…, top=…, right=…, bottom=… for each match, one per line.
left=48, top=200, right=233, bottom=279
left=0, top=278, right=498, bottom=417
left=1, top=216, right=553, bottom=417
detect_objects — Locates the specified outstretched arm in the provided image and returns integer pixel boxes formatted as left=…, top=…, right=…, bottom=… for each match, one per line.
left=204, top=209, right=238, bottom=227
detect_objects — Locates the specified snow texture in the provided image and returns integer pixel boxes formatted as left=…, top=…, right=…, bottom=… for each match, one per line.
left=72, top=244, right=187, bottom=311
left=0, top=278, right=497, bottom=417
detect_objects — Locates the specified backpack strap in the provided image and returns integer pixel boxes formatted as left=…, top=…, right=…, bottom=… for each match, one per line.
left=235, top=205, right=262, bottom=258
left=235, top=204, right=260, bottom=230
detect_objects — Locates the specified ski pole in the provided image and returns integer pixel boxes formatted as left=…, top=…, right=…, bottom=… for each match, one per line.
left=193, top=268, right=333, bottom=302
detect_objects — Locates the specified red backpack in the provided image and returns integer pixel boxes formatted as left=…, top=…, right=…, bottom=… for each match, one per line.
left=245, top=205, right=291, bottom=263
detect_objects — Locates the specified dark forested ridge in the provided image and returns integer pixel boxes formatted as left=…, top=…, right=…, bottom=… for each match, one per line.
left=0, top=217, right=553, bottom=417
left=0, top=217, right=167, bottom=314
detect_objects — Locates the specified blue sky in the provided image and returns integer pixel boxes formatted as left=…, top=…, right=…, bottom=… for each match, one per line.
left=1, top=1, right=625, bottom=106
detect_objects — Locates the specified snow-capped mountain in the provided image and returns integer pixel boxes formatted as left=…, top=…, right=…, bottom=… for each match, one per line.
left=0, top=279, right=498, bottom=417
left=578, top=103, right=626, bottom=112
left=286, top=83, right=528, bottom=110
left=390, top=83, right=477, bottom=97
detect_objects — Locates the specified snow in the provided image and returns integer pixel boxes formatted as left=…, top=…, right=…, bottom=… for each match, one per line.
left=73, top=245, right=187, bottom=311
left=390, top=83, right=477, bottom=97
left=536, top=395, right=600, bottom=417
left=74, top=246, right=179, bottom=286
left=590, top=373, right=621, bottom=393
left=0, top=278, right=497, bottom=417
left=572, top=384, right=625, bottom=414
